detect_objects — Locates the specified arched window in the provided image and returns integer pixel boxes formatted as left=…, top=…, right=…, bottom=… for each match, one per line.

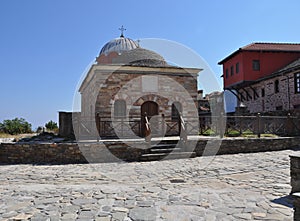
left=172, top=102, right=182, bottom=120
left=114, top=100, right=126, bottom=117
left=274, top=80, right=279, bottom=93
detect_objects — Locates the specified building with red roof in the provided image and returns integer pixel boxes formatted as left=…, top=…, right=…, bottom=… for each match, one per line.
left=219, top=43, right=300, bottom=113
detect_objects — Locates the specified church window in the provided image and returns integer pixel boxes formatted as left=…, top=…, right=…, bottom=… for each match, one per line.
left=114, top=100, right=126, bottom=117
left=172, top=102, right=182, bottom=120
left=295, top=72, right=300, bottom=94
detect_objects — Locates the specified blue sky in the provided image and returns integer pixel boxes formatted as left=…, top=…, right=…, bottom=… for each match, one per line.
left=1, top=0, right=300, bottom=129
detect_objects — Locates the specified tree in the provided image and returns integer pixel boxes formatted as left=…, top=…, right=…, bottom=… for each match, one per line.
left=36, top=126, right=44, bottom=133
left=45, top=120, right=58, bottom=131
left=0, top=122, right=4, bottom=133
left=0, top=118, right=32, bottom=135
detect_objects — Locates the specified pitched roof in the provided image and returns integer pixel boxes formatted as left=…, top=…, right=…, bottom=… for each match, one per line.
left=242, top=42, right=300, bottom=51
left=277, top=57, right=300, bottom=73
left=218, top=42, right=300, bottom=64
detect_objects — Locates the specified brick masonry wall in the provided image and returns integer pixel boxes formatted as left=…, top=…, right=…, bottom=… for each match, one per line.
left=195, top=137, right=300, bottom=156
left=78, top=66, right=199, bottom=138
left=0, top=137, right=299, bottom=165
left=95, top=72, right=198, bottom=117
left=94, top=72, right=198, bottom=137
left=238, top=71, right=300, bottom=113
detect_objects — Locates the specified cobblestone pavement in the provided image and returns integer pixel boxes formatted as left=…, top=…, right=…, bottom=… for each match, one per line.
left=0, top=149, right=297, bottom=221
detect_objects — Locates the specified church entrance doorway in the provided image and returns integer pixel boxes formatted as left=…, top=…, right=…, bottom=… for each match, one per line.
left=141, top=101, right=159, bottom=137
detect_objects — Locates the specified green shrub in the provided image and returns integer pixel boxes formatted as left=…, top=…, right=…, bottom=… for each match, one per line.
left=202, top=129, right=216, bottom=136
left=45, top=120, right=58, bottom=131
left=226, top=129, right=241, bottom=137
left=242, top=129, right=254, bottom=135
left=0, top=118, right=32, bottom=135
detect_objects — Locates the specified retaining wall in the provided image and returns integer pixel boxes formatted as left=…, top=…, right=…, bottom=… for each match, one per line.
left=0, top=137, right=299, bottom=164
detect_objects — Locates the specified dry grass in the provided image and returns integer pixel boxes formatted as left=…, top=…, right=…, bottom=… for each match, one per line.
left=0, top=133, right=37, bottom=139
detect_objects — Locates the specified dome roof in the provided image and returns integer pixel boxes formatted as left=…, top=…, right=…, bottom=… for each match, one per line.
left=97, top=34, right=168, bottom=67
left=99, top=37, right=138, bottom=56
left=112, top=48, right=167, bottom=67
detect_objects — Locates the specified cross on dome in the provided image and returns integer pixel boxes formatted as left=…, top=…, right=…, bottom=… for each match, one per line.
left=119, top=25, right=126, bottom=37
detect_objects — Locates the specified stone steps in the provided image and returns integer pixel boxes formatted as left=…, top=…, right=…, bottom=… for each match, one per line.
left=149, top=147, right=181, bottom=153
left=140, top=141, right=196, bottom=161
left=140, top=152, right=196, bottom=161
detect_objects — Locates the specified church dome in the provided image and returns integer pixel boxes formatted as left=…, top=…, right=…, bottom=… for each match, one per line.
left=112, top=47, right=167, bottom=67
left=96, top=28, right=168, bottom=67
left=99, top=37, right=138, bottom=56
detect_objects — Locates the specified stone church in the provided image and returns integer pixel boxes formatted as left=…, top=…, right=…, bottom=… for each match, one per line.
left=60, top=29, right=201, bottom=140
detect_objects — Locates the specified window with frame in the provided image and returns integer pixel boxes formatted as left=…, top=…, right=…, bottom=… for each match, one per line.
left=236, top=62, right=239, bottom=74
left=274, top=80, right=279, bottom=93
left=295, top=72, right=300, bottom=94
left=114, top=100, right=126, bottom=117
left=252, top=60, right=260, bottom=71
left=230, top=66, right=234, bottom=76
left=172, top=102, right=182, bottom=120
left=225, top=68, right=228, bottom=78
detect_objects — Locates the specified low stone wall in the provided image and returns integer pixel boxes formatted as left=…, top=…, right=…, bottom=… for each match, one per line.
left=0, top=137, right=299, bottom=165
left=0, top=143, right=87, bottom=164
left=195, top=137, right=300, bottom=156
left=0, top=141, right=150, bottom=164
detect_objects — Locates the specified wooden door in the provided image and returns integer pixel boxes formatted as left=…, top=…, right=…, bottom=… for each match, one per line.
left=141, top=101, right=158, bottom=137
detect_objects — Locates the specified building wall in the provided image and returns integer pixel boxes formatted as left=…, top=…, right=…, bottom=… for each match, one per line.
left=243, top=51, right=300, bottom=82
left=59, top=112, right=74, bottom=138
left=222, top=53, right=244, bottom=88
left=95, top=72, right=198, bottom=118
left=95, top=72, right=198, bottom=137
left=79, top=67, right=199, bottom=138
left=59, top=112, right=82, bottom=138
left=223, top=51, right=300, bottom=88
left=238, top=70, right=300, bottom=113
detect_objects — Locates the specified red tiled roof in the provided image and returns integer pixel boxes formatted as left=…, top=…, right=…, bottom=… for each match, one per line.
left=218, top=42, right=300, bottom=64
left=241, top=42, right=300, bottom=51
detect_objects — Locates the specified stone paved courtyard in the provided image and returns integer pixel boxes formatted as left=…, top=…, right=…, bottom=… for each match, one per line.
left=0, top=149, right=297, bottom=221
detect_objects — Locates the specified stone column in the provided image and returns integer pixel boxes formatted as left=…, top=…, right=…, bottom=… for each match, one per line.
left=290, top=155, right=300, bottom=194
left=293, top=193, right=300, bottom=221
